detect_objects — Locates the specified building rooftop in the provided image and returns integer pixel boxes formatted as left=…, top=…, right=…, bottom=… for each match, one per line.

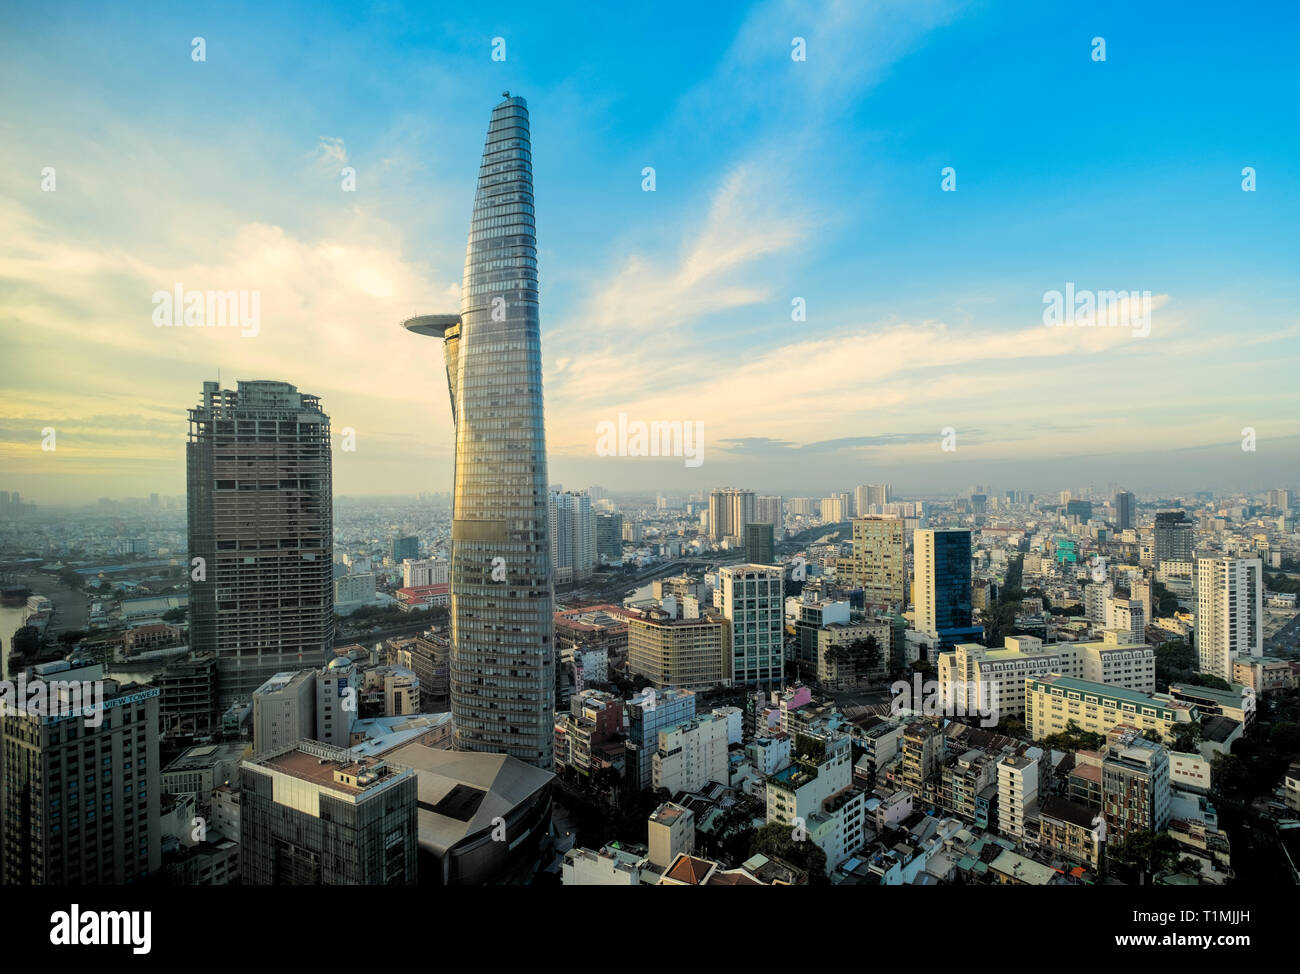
left=251, top=743, right=404, bottom=798
left=989, top=849, right=1058, bottom=885
left=386, top=741, right=554, bottom=853
left=163, top=742, right=248, bottom=774
left=1039, top=796, right=1101, bottom=830
left=254, top=669, right=314, bottom=695
left=1167, top=682, right=1247, bottom=707
left=1033, top=674, right=1188, bottom=712
left=650, top=801, right=692, bottom=826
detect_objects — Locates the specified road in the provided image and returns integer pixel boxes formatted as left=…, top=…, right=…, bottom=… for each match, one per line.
left=337, top=613, right=447, bottom=645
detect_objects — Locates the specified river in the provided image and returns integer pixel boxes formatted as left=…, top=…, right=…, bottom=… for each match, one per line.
left=1, top=573, right=92, bottom=681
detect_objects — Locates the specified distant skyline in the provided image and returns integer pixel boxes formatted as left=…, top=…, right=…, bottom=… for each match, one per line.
left=3, top=0, right=1299, bottom=504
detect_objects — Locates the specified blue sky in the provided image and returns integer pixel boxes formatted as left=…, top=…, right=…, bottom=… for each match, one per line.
left=2, top=0, right=1298, bottom=503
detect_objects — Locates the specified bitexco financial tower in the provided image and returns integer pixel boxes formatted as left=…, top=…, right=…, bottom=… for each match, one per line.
left=404, top=93, right=555, bottom=770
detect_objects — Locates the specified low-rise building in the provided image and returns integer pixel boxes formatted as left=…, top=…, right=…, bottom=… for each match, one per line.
left=161, top=742, right=247, bottom=799
left=1025, top=674, right=1197, bottom=744
left=765, top=734, right=863, bottom=874
left=1231, top=655, right=1296, bottom=694
left=562, top=845, right=651, bottom=885
left=938, top=635, right=1155, bottom=719
left=1102, top=735, right=1171, bottom=841
left=653, top=713, right=729, bottom=794
left=647, top=802, right=695, bottom=870
left=1037, top=796, right=1104, bottom=869
left=997, top=753, right=1038, bottom=838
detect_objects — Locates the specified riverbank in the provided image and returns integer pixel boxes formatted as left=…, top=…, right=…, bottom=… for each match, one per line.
left=1, top=571, right=91, bottom=680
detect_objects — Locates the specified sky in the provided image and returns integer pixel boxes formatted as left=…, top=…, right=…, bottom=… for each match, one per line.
left=1, top=0, right=1298, bottom=505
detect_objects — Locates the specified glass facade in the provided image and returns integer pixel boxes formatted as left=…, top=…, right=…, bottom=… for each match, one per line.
left=447, top=95, right=554, bottom=769
left=931, top=529, right=974, bottom=633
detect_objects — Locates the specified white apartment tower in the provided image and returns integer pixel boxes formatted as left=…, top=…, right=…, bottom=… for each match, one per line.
left=1195, top=557, right=1263, bottom=681
left=550, top=490, right=596, bottom=585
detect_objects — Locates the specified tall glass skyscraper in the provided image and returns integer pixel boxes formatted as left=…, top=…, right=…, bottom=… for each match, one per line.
left=914, top=528, right=981, bottom=652
left=403, top=94, right=554, bottom=769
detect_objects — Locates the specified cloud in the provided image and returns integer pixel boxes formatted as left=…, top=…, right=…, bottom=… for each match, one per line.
left=313, top=136, right=349, bottom=167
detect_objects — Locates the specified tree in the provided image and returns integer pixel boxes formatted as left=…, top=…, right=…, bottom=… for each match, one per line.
left=1107, top=830, right=1181, bottom=880
left=750, top=822, right=827, bottom=884
left=1210, top=753, right=1251, bottom=799
left=1170, top=721, right=1202, bottom=753
left=1042, top=720, right=1106, bottom=752
left=1196, top=674, right=1232, bottom=692
left=1150, top=580, right=1181, bottom=616
left=994, top=715, right=1027, bottom=738
left=1156, top=639, right=1195, bottom=672
left=1271, top=721, right=1300, bottom=754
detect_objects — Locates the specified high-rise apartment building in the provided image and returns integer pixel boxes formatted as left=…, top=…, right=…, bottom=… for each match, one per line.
left=821, top=491, right=851, bottom=523
left=787, top=497, right=817, bottom=517
left=401, top=94, right=555, bottom=769
left=708, top=488, right=755, bottom=542
left=187, top=380, right=334, bottom=708
left=719, top=564, right=784, bottom=687
left=550, top=490, right=596, bottom=585
left=850, top=516, right=906, bottom=608
left=854, top=484, right=890, bottom=514
left=1195, top=556, right=1263, bottom=680
left=0, top=671, right=161, bottom=884
left=914, top=528, right=979, bottom=649
left=755, top=495, right=783, bottom=534
left=1153, top=510, right=1195, bottom=565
